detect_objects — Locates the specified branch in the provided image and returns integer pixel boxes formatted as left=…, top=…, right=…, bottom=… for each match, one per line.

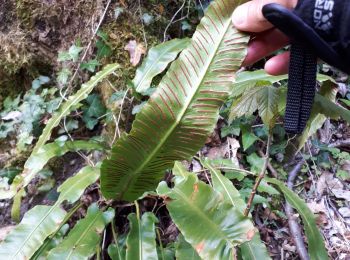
left=329, top=139, right=350, bottom=148
left=258, top=150, right=278, bottom=178
left=285, top=160, right=309, bottom=260
left=244, top=134, right=272, bottom=216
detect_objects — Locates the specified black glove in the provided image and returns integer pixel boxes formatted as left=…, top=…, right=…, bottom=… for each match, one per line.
left=262, top=0, right=350, bottom=134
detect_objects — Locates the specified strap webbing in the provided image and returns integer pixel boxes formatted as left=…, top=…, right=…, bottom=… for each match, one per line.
left=285, top=42, right=318, bottom=134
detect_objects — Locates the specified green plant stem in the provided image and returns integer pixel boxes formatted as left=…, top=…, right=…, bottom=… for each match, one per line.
left=135, top=200, right=140, bottom=219
left=111, top=218, right=118, bottom=244
left=111, top=219, right=123, bottom=260
left=244, top=134, right=272, bottom=216
left=156, top=228, right=165, bottom=260
left=96, top=245, right=101, bottom=260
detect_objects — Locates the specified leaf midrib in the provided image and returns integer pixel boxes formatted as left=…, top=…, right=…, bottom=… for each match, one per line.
left=119, top=14, right=232, bottom=199
left=206, top=163, right=237, bottom=208
left=13, top=205, right=62, bottom=259
left=174, top=186, right=234, bottom=249
left=65, top=211, right=103, bottom=260
left=12, top=168, right=97, bottom=259
left=138, top=216, right=143, bottom=260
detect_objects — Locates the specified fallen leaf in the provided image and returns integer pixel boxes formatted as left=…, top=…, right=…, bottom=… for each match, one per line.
left=307, top=199, right=327, bottom=214
left=2, top=111, right=22, bottom=120
left=207, top=145, right=226, bottom=160
left=339, top=207, right=350, bottom=218
left=227, top=137, right=240, bottom=166
left=341, top=160, right=350, bottom=172
left=331, top=189, right=350, bottom=201
left=124, top=40, right=146, bottom=66
left=317, top=171, right=344, bottom=195
left=206, top=138, right=240, bottom=163
left=157, top=4, right=165, bottom=14
left=282, top=243, right=296, bottom=253
left=192, top=159, right=202, bottom=173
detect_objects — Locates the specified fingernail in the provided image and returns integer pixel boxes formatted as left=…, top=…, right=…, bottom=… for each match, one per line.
left=232, top=5, right=246, bottom=26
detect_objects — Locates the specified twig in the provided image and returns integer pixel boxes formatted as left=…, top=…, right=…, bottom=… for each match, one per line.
left=329, top=139, right=350, bottom=148
left=113, top=88, right=130, bottom=144
left=163, top=0, right=187, bottom=42
left=60, top=0, right=112, bottom=101
left=258, top=150, right=278, bottom=178
left=138, top=0, right=148, bottom=49
left=244, top=134, right=272, bottom=216
left=285, top=160, right=309, bottom=260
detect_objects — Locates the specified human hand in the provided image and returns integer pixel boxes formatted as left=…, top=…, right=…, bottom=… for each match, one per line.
left=232, top=0, right=298, bottom=75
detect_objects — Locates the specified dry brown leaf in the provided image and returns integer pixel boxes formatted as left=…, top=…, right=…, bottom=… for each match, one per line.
left=341, top=160, right=350, bottom=172
left=331, top=189, right=350, bottom=201
left=317, top=171, right=344, bottom=196
left=124, top=40, right=146, bottom=66
left=339, top=207, right=350, bottom=218
left=227, top=137, right=240, bottom=166
left=207, top=145, right=226, bottom=160
left=157, top=4, right=165, bottom=14
left=119, top=0, right=127, bottom=7
left=307, top=199, right=327, bottom=214
left=206, top=138, right=240, bottom=167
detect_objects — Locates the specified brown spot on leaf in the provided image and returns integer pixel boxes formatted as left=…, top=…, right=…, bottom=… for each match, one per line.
left=160, top=195, right=173, bottom=204
left=195, top=242, right=205, bottom=254
left=193, top=183, right=199, bottom=193
left=246, top=229, right=255, bottom=240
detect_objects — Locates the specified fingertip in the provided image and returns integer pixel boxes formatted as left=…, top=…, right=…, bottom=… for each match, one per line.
left=232, top=5, right=247, bottom=28
left=265, top=52, right=290, bottom=75
left=232, top=1, right=272, bottom=32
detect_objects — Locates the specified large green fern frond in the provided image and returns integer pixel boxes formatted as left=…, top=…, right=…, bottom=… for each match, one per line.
left=101, top=0, right=249, bottom=200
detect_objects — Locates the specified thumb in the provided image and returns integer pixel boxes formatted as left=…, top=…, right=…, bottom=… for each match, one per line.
left=232, top=0, right=297, bottom=32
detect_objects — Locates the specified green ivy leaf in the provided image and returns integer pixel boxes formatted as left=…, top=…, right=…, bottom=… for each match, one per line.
left=57, top=51, right=72, bottom=62
left=242, top=126, right=259, bottom=151
left=232, top=70, right=287, bottom=98
left=81, top=59, right=101, bottom=72
left=96, top=32, right=112, bottom=58
left=83, top=94, right=106, bottom=130
left=57, top=67, right=72, bottom=85
left=68, top=44, right=83, bottom=62
left=246, top=153, right=264, bottom=174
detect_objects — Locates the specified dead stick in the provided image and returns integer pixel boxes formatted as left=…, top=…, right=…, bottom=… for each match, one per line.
left=285, top=160, right=309, bottom=260
left=329, top=139, right=350, bottom=148
left=244, top=134, right=272, bottom=216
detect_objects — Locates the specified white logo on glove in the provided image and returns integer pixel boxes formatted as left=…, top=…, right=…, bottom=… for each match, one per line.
left=314, top=0, right=334, bottom=31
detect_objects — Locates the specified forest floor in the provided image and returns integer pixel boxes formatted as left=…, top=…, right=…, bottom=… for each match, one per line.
left=0, top=1, right=349, bottom=259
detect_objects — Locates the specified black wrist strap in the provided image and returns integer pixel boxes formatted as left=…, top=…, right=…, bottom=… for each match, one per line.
left=285, top=43, right=318, bottom=134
